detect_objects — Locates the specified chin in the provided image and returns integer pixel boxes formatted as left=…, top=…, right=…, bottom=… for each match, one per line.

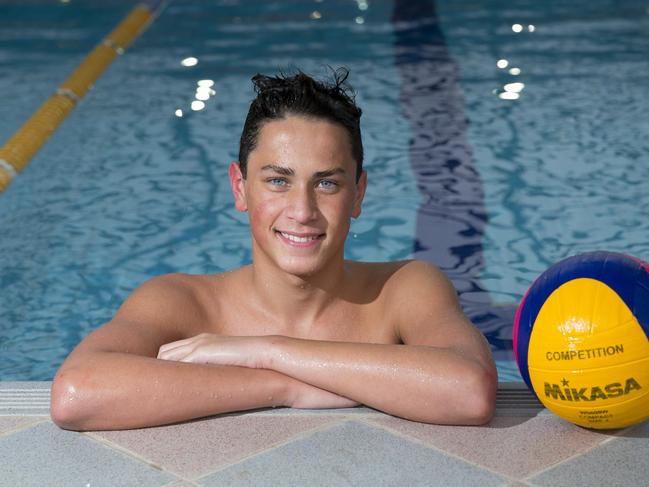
left=282, top=265, right=319, bottom=279
left=277, top=258, right=322, bottom=278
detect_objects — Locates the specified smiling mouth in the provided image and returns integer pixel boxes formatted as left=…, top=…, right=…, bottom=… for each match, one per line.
left=275, top=230, right=325, bottom=243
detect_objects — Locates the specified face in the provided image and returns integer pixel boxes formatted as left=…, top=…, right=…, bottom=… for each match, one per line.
left=229, top=115, right=367, bottom=278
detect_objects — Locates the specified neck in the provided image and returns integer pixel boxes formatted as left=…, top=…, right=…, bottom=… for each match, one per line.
left=247, top=254, right=348, bottom=333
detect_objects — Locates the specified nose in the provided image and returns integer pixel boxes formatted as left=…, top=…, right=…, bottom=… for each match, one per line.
left=286, top=184, right=319, bottom=223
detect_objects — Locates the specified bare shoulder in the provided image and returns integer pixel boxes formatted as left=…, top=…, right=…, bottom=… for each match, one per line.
left=341, top=259, right=449, bottom=307
left=114, top=273, right=205, bottom=325
left=382, top=259, right=450, bottom=285
left=344, top=259, right=412, bottom=290
left=378, top=260, right=495, bottom=372
left=383, top=260, right=459, bottom=306
left=69, top=272, right=225, bottom=360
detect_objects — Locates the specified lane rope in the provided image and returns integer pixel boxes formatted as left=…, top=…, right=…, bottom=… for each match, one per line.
left=0, top=1, right=167, bottom=193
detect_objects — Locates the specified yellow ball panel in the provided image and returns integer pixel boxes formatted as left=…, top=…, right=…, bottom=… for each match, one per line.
left=528, top=278, right=649, bottom=370
left=529, top=357, right=649, bottom=429
left=525, top=277, right=649, bottom=429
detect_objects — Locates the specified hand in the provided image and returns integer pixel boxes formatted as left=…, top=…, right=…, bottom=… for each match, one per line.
left=157, top=333, right=270, bottom=369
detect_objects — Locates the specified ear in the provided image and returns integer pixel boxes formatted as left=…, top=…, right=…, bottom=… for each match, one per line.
left=229, top=161, right=248, bottom=212
left=351, top=170, right=367, bottom=219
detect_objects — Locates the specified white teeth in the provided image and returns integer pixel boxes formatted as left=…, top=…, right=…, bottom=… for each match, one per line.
left=280, top=232, right=320, bottom=243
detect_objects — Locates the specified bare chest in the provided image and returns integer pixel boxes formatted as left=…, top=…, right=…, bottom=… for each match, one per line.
left=206, top=297, right=400, bottom=346
left=186, top=266, right=403, bottom=346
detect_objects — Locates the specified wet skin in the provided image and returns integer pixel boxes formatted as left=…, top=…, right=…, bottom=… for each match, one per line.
left=51, top=115, right=497, bottom=430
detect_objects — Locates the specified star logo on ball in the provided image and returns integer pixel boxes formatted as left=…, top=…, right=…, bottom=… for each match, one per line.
left=561, top=378, right=570, bottom=387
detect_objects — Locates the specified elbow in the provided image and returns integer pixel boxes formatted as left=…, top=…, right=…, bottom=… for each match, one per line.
left=462, top=364, right=498, bottom=426
left=50, top=372, right=89, bottom=431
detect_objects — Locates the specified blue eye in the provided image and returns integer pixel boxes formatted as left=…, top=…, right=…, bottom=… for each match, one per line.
left=318, top=180, right=338, bottom=189
left=267, top=178, right=286, bottom=186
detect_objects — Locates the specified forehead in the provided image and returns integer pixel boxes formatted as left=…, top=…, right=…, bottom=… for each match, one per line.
left=248, top=116, right=354, bottom=172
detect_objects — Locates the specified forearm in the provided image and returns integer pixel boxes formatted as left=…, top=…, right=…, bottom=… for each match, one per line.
left=268, top=337, right=497, bottom=425
left=51, top=351, right=291, bottom=431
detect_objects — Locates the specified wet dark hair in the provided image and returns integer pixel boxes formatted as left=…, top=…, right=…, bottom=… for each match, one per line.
left=238, top=67, right=363, bottom=182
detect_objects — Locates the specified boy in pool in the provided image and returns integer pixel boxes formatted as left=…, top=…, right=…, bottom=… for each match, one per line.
left=50, top=68, right=497, bottom=431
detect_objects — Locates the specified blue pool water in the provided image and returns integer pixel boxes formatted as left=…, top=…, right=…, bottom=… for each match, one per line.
left=1, top=0, right=648, bottom=381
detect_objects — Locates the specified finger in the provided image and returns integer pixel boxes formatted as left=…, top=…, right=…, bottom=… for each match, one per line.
left=158, top=346, right=179, bottom=359
left=158, top=337, right=197, bottom=353
left=175, top=350, right=204, bottom=364
left=159, top=332, right=214, bottom=353
left=158, top=345, right=192, bottom=360
left=159, top=343, right=192, bottom=356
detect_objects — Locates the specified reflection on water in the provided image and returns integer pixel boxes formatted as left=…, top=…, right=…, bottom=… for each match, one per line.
left=1, top=0, right=648, bottom=382
left=438, top=0, right=649, bottom=303
left=392, top=0, right=518, bottom=363
left=0, top=0, right=418, bottom=380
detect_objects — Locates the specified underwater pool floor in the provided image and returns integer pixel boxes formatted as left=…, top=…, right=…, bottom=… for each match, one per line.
left=0, top=382, right=647, bottom=486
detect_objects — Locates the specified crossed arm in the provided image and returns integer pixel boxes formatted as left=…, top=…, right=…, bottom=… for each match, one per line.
left=159, top=334, right=495, bottom=425
left=158, top=263, right=498, bottom=425
left=51, top=263, right=495, bottom=431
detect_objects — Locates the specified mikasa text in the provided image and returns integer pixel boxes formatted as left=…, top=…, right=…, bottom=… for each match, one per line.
left=544, top=377, right=641, bottom=402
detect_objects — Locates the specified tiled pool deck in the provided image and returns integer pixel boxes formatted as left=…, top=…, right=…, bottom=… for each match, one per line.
left=1, top=381, right=647, bottom=486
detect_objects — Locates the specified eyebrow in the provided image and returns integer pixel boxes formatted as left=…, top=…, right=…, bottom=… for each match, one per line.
left=261, top=164, right=294, bottom=176
left=314, top=167, right=346, bottom=178
left=260, top=164, right=346, bottom=178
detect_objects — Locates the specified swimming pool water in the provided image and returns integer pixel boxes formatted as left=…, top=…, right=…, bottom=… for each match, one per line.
left=1, top=0, right=648, bottom=381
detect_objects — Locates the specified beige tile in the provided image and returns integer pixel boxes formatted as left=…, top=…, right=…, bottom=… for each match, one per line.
left=366, top=414, right=616, bottom=479
left=0, top=416, right=49, bottom=436
left=90, top=413, right=342, bottom=480
left=0, top=422, right=177, bottom=486
left=199, top=420, right=507, bottom=486
left=528, top=419, right=649, bottom=486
